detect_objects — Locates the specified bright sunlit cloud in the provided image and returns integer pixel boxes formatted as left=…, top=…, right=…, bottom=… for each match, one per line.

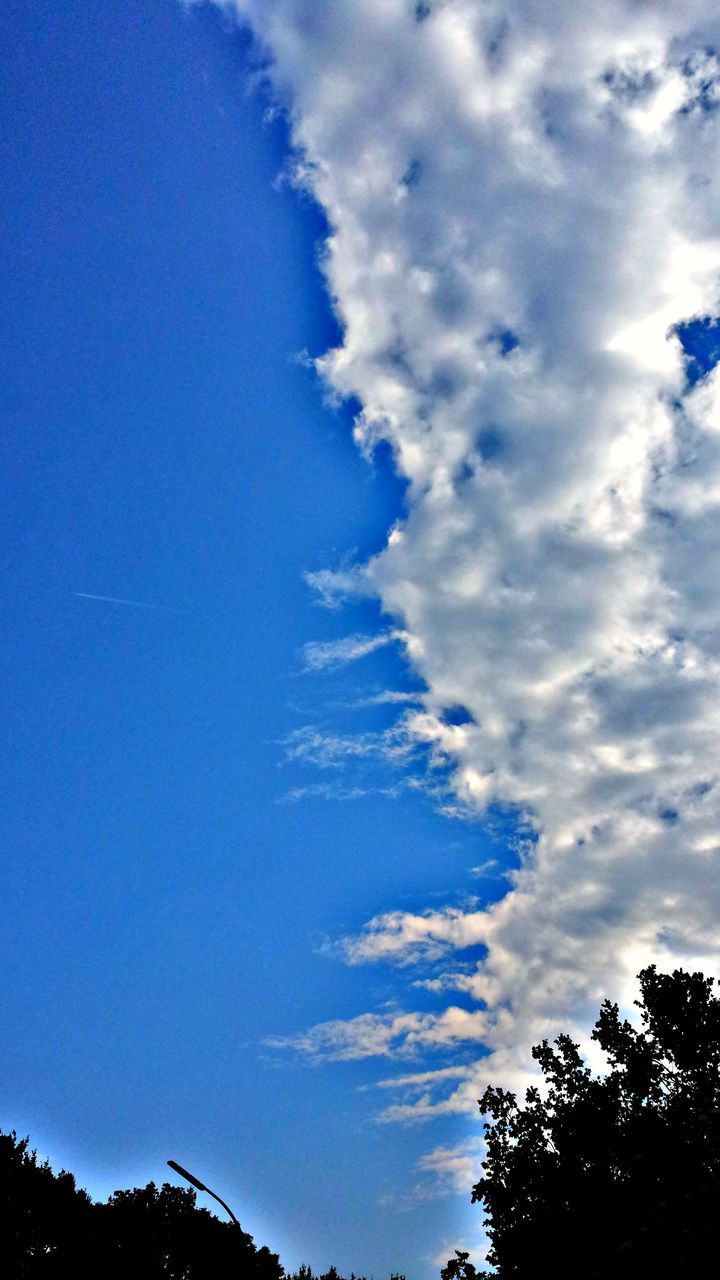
left=216, top=0, right=720, bottom=1153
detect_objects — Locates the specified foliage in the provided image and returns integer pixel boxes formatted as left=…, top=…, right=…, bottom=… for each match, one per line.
left=443, top=965, right=720, bottom=1279
left=0, top=1130, right=281, bottom=1278
left=286, top=1268, right=405, bottom=1280
left=2, top=1132, right=93, bottom=1278
left=1, top=1130, right=404, bottom=1280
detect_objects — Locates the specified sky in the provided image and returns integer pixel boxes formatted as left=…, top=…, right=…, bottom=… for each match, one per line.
left=5, top=0, right=720, bottom=1276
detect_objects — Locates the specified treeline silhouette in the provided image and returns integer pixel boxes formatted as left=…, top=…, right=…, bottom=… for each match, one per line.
left=7, top=965, right=720, bottom=1279
left=443, top=965, right=720, bottom=1279
left=1, top=1130, right=404, bottom=1280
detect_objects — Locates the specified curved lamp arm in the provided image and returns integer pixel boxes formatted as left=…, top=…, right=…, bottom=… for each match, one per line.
left=167, top=1159, right=241, bottom=1228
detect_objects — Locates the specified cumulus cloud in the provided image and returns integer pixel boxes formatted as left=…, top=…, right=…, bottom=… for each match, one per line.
left=217, top=0, right=720, bottom=1119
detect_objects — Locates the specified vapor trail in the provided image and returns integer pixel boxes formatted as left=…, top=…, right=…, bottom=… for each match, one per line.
left=75, top=592, right=183, bottom=614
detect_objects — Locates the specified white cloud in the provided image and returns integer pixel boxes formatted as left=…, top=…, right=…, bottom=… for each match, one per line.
left=282, top=721, right=419, bottom=769
left=340, top=904, right=489, bottom=967
left=302, top=629, right=405, bottom=670
left=216, top=0, right=720, bottom=1130
left=266, top=1005, right=488, bottom=1062
left=375, top=1064, right=475, bottom=1091
left=356, top=689, right=425, bottom=706
left=304, top=564, right=373, bottom=609
left=468, top=859, right=500, bottom=878
left=278, top=780, right=404, bottom=803
left=416, top=1137, right=486, bottom=1196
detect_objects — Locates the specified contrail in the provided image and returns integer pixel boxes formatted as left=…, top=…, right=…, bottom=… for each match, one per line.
left=75, top=592, right=184, bottom=614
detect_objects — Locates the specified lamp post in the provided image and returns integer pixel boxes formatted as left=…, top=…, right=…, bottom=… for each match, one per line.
left=167, top=1159, right=241, bottom=1228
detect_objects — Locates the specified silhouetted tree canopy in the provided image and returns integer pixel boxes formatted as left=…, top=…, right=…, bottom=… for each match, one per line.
left=286, top=1268, right=405, bottom=1280
left=1, top=1131, right=282, bottom=1278
left=443, top=965, right=720, bottom=1280
left=1, top=1130, right=405, bottom=1280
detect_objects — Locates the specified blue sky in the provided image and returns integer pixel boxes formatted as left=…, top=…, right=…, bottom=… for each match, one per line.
left=7, top=3, right=720, bottom=1278
left=0, top=2, right=500, bottom=1275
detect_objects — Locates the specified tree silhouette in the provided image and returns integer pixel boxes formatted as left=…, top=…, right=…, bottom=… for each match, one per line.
left=443, top=966, right=720, bottom=1279
left=0, top=1131, right=282, bottom=1278
left=1, top=1130, right=405, bottom=1280
left=285, top=1268, right=405, bottom=1280
left=92, top=1179, right=282, bottom=1279
left=1, top=1131, right=94, bottom=1277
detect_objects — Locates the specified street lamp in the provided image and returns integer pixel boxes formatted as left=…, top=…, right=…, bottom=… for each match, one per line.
left=167, top=1159, right=241, bottom=1228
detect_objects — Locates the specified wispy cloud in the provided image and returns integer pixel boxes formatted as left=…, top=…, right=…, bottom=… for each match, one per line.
left=301, top=629, right=406, bottom=671
left=357, top=689, right=425, bottom=706
left=339, top=905, right=488, bottom=968
left=266, top=1006, right=488, bottom=1063
left=375, top=1063, right=476, bottom=1092
left=468, top=859, right=501, bottom=878
left=278, top=779, right=407, bottom=804
left=304, top=564, right=373, bottom=610
left=282, top=723, right=418, bottom=770
left=415, top=1137, right=486, bottom=1197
